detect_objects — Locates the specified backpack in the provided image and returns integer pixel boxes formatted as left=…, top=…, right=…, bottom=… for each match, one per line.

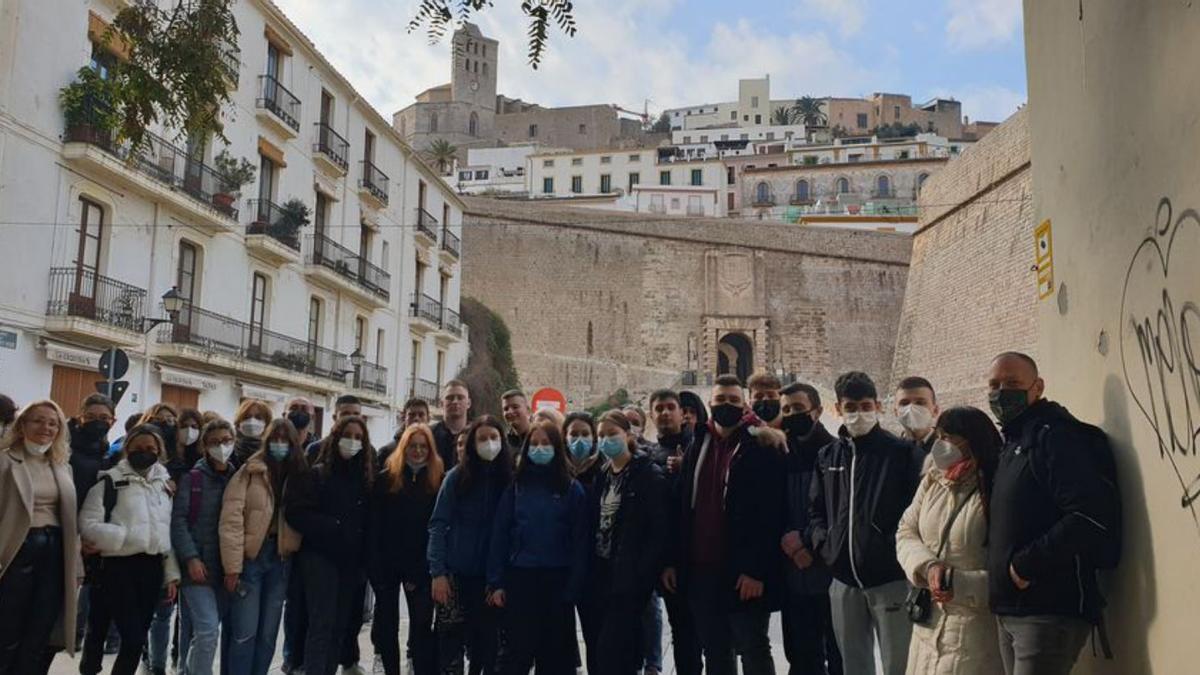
left=101, top=475, right=123, bottom=522
left=188, top=467, right=204, bottom=528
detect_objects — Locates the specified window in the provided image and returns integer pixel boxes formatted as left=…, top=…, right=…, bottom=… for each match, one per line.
left=528, top=124, right=538, bottom=138
left=898, top=150, right=910, bottom=159
left=730, top=111, right=737, bottom=120
left=415, top=261, right=426, bottom=296
left=795, top=180, right=810, bottom=201
left=700, top=135, right=708, bottom=143
left=893, top=105, right=901, bottom=121
left=743, top=115, right=749, bottom=122
left=755, top=182, right=770, bottom=204
left=177, top=241, right=198, bottom=328
left=751, top=96, right=760, bottom=107
left=856, top=113, right=868, bottom=128
left=650, top=194, right=664, bottom=211
left=848, top=154, right=863, bottom=163
left=436, top=351, right=446, bottom=389
left=89, top=43, right=116, bottom=80
left=266, top=42, right=282, bottom=80
left=571, top=176, right=583, bottom=193
left=249, top=273, right=268, bottom=351
left=442, top=202, right=450, bottom=229
left=876, top=175, right=891, bottom=196
left=364, top=129, right=376, bottom=163
left=600, top=174, right=611, bottom=193
left=418, top=180, right=427, bottom=211
left=258, top=155, right=276, bottom=202
left=354, top=316, right=366, bottom=354
left=659, top=170, right=671, bottom=186
left=376, top=329, right=385, bottom=365
left=670, top=198, right=681, bottom=210
left=465, top=58, right=471, bottom=72
left=571, top=158, right=583, bottom=166
left=628, top=154, right=641, bottom=162
left=410, top=340, right=421, bottom=391
left=803, top=155, right=819, bottom=165
left=543, top=159, right=554, bottom=168
left=578, top=124, right=587, bottom=135
left=628, top=172, right=640, bottom=192
left=474, top=170, right=488, bottom=180
left=473, top=61, right=479, bottom=74
left=765, top=132, right=775, bottom=141
left=600, top=156, right=611, bottom=164
left=543, top=177, right=554, bottom=193
left=482, top=62, right=488, bottom=76
left=726, top=166, right=735, bottom=185
left=917, top=173, right=930, bottom=190
left=469, top=112, right=478, bottom=136
left=320, top=89, right=334, bottom=126
left=429, top=113, right=439, bottom=132
left=308, top=297, right=322, bottom=345
left=720, top=134, right=729, bottom=141
left=74, top=198, right=104, bottom=296
left=459, top=171, right=472, bottom=181
left=482, top=45, right=487, bottom=57
left=688, top=195, right=702, bottom=214
left=683, top=136, right=692, bottom=144
left=314, top=192, right=328, bottom=236
left=836, top=177, right=850, bottom=194
left=740, top=133, right=749, bottom=141
left=690, top=169, right=703, bottom=186
left=755, top=114, right=762, bottom=124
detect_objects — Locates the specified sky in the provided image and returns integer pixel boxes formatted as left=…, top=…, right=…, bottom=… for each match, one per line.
left=273, top=0, right=1027, bottom=124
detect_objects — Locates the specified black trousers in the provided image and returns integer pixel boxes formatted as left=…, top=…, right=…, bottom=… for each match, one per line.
left=661, top=585, right=702, bottom=675
left=781, top=593, right=842, bottom=675
left=0, top=527, right=65, bottom=675
left=300, top=553, right=361, bottom=675
left=435, top=574, right=497, bottom=675
left=282, top=556, right=307, bottom=669
left=580, top=562, right=651, bottom=675
left=339, top=579, right=367, bottom=667
left=371, top=576, right=436, bottom=675
left=501, top=568, right=575, bottom=675
left=80, top=554, right=164, bottom=675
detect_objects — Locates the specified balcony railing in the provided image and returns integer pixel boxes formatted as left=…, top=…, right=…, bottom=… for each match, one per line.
left=220, top=44, right=241, bottom=85
left=161, top=302, right=350, bottom=381
left=409, top=377, right=440, bottom=406
left=47, top=267, right=147, bottom=332
left=441, top=229, right=461, bottom=258
left=360, top=160, right=389, bottom=205
left=247, top=199, right=301, bottom=251
left=416, top=208, right=439, bottom=241
left=257, top=74, right=301, bottom=132
left=306, top=234, right=390, bottom=300
left=314, top=123, right=349, bottom=171
left=789, top=194, right=814, bottom=205
left=752, top=193, right=777, bottom=207
left=355, top=360, right=388, bottom=395
left=63, top=98, right=239, bottom=220
left=872, top=188, right=897, bottom=199
left=411, top=293, right=442, bottom=324
left=442, top=307, right=463, bottom=337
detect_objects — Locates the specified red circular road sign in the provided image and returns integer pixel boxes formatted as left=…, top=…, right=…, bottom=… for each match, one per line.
left=530, top=387, right=567, bottom=413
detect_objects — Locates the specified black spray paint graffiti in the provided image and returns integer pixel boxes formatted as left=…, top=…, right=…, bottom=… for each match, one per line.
left=1120, top=197, right=1200, bottom=526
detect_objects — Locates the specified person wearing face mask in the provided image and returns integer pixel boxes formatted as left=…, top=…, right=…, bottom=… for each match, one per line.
left=220, top=419, right=305, bottom=675
left=563, top=412, right=601, bottom=492
left=428, top=416, right=514, bottom=675
left=661, top=374, right=786, bottom=675
left=486, top=419, right=588, bottom=675
left=0, top=400, right=81, bottom=674
left=286, top=416, right=374, bottom=675
left=777, top=383, right=842, bottom=675
left=578, top=412, right=667, bottom=675
left=79, top=425, right=181, bottom=675
left=621, top=406, right=650, bottom=449
left=280, top=398, right=317, bottom=675
left=747, top=372, right=785, bottom=429
left=175, top=408, right=205, bottom=472
left=284, top=397, right=318, bottom=449
left=170, top=419, right=237, bottom=675
left=368, top=424, right=445, bottom=675
left=894, top=377, right=941, bottom=456
left=676, top=392, right=708, bottom=438
left=137, top=403, right=184, bottom=675
left=233, top=400, right=274, bottom=470
left=896, top=406, right=1003, bottom=675
left=985, top=352, right=1121, bottom=675
left=806, top=371, right=924, bottom=675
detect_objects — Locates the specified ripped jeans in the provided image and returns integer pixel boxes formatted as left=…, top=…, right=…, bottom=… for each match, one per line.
left=226, top=537, right=290, bottom=675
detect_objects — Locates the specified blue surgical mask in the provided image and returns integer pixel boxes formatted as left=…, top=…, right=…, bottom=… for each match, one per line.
left=568, top=436, right=593, bottom=460
left=527, top=445, right=555, bottom=466
left=268, top=442, right=290, bottom=461
left=597, top=435, right=626, bottom=459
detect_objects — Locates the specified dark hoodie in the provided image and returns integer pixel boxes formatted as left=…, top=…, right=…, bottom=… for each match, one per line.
left=68, top=418, right=112, bottom=512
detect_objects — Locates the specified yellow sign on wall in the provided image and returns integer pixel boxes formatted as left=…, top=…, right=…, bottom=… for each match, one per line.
left=1035, top=219, right=1054, bottom=299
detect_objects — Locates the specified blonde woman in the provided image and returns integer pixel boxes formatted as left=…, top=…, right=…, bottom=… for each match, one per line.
left=0, top=400, right=80, bottom=672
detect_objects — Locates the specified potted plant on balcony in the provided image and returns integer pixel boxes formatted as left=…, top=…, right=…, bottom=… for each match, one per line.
left=277, top=198, right=310, bottom=249
left=212, top=149, right=256, bottom=212
left=59, top=67, right=122, bottom=145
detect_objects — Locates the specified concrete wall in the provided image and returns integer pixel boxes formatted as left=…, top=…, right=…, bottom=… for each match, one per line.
left=889, top=108, right=1036, bottom=407
left=493, top=105, right=633, bottom=149
left=1024, top=1, right=1200, bottom=671
left=459, top=198, right=910, bottom=408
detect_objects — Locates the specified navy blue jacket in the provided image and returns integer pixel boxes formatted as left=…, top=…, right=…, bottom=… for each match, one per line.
left=427, top=463, right=510, bottom=578
left=487, top=467, right=589, bottom=600
left=783, top=424, right=835, bottom=595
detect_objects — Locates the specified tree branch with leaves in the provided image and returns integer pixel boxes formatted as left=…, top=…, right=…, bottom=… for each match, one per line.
left=408, top=0, right=577, bottom=68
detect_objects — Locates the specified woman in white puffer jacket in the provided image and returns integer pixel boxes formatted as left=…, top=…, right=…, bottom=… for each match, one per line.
left=79, top=424, right=181, bottom=675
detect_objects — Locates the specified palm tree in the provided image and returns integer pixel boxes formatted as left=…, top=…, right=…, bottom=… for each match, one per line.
left=790, top=96, right=827, bottom=127
left=771, top=106, right=794, bottom=126
left=426, top=138, right=458, bottom=174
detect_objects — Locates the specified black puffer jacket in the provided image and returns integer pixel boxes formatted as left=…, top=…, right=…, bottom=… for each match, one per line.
left=68, top=419, right=112, bottom=513
left=369, top=465, right=439, bottom=585
left=806, top=424, right=924, bottom=589
left=784, top=424, right=836, bottom=595
left=988, top=399, right=1119, bottom=620
left=286, top=456, right=371, bottom=570
left=588, top=453, right=667, bottom=598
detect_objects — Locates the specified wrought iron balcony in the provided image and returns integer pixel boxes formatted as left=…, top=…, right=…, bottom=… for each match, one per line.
left=314, top=123, right=349, bottom=171
left=355, top=360, right=388, bottom=395
left=409, top=377, right=440, bottom=406
left=441, top=229, right=461, bottom=258
left=360, top=160, right=389, bottom=205
left=411, top=293, right=442, bottom=325
left=247, top=199, right=301, bottom=251
left=220, top=43, right=240, bottom=85
left=306, top=234, right=390, bottom=300
left=416, top=208, right=439, bottom=242
left=160, top=302, right=350, bottom=381
left=257, top=74, right=301, bottom=132
left=358, top=257, right=390, bottom=301
left=47, top=267, right=147, bottom=332
left=442, top=307, right=463, bottom=337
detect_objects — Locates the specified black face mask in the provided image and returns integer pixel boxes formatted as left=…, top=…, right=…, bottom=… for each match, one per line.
left=128, top=451, right=158, bottom=472
left=711, top=403, right=744, bottom=428
left=287, top=411, right=311, bottom=431
left=782, top=413, right=816, bottom=439
left=77, top=419, right=112, bottom=442
left=752, top=400, right=781, bottom=422
left=156, top=423, right=177, bottom=448
left=988, top=388, right=1031, bottom=426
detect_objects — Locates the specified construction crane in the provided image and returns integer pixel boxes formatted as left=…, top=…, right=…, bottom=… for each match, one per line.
left=613, top=99, right=652, bottom=126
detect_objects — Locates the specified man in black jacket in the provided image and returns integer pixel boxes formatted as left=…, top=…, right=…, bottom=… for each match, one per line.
left=986, top=352, right=1119, bottom=675
left=432, top=379, right=472, bottom=469
left=662, top=375, right=786, bottom=675
left=806, top=371, right=922, bottom=675
left=893, top=376, right=940, bottom=455
left=779, top=383, right=842, bottom=675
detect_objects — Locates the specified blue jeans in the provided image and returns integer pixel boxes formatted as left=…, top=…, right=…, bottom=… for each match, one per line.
left=181, top=584, right=231, bottom=675
left=227, top=538, right=290, bottom=675
left=641, top=593, right=663, bottom=670
left=148, top=595, right=175, bottom=670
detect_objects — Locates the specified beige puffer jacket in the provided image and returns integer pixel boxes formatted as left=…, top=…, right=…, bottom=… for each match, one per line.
left=218, top=457, right=300, bottom=575
left=896, top=469, right=1003, bottom=675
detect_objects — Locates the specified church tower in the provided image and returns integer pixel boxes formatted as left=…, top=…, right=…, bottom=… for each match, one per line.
left=450, top=24, right=498, bottom=111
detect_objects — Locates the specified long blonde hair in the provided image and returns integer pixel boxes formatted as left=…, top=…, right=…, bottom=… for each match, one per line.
left=0, top=399, right=72, bottom=465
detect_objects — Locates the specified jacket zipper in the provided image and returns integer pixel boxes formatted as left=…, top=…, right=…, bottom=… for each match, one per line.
left=848, top=439, right=865, bottom=588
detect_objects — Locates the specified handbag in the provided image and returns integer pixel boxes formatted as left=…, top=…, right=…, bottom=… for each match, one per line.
left=904, top=485, right=978, bottom=625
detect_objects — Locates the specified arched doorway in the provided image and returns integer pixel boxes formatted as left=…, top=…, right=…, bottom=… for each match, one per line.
left=717, top=332, right=754, bottom=383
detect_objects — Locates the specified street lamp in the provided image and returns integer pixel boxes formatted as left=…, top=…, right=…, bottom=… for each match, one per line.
left=140, top=287, right=184, bottom=333
left=349, top=348, right=364, bottom=389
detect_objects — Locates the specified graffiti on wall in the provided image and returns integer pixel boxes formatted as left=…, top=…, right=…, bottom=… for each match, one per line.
left=1121, top=197, right=1200, bottom=525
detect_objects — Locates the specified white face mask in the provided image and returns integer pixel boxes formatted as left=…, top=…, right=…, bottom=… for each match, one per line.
left=24, top=440, right=52, bottom=456
left=897, top=404, right=934, bottom=434
left=477, top=438, right=502, bottom=462
left=182, top=427, right=201, bottom=446
left=843, top=411, right=878, bottom=438
left=209, top=442, right=235, bottom=464
left=338, top=438, right=363, bottom=459
left=240, top=419, right=266, bottom=437
left=931, top=439, right=965, bottom=471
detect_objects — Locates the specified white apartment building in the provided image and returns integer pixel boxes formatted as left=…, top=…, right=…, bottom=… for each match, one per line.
left=788, top=132, right=971, bottom=165
left=527, top=148, right=655, bottom=198
left=452, top=144, right=553, bottom=195
left=663, top=76, right=795, bottom=130
left=0, top=0, right=468, bottom=439
left=667, top=123, right=806, bottom=161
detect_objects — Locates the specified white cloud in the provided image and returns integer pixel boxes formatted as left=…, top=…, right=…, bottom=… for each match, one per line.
left=800, top=0, right=867, bottom=37
left=945, top=0, right=1022, bottom=51
left=931, top=84, right=1026, bottom=122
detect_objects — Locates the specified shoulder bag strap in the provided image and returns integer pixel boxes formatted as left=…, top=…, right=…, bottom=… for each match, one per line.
left=935, top=485, right=978, bottom=558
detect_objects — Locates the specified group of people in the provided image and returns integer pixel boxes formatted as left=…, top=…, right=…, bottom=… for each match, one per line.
left=0, top=350, right=1121, bottom=675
